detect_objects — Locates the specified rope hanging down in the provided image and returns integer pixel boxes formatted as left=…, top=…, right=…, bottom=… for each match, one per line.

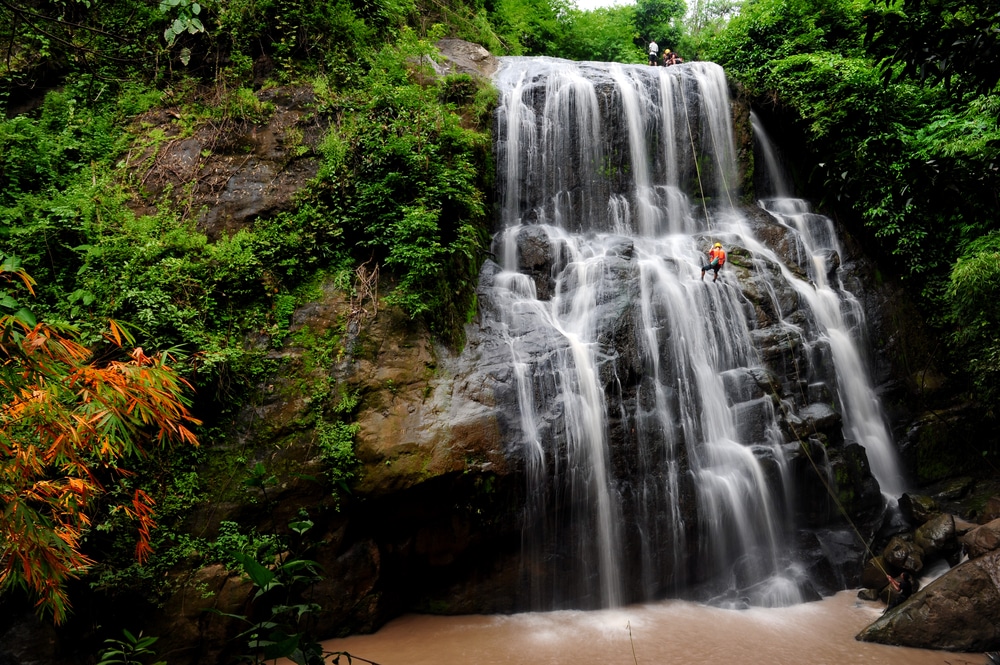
left=675, top=66, right=889, bottom=578
left=767, top=385, right=891, bottom=577
left=677, top=71, right=738, bottom=241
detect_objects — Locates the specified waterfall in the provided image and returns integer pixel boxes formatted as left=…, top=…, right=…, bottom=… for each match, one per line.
left=484, top=57, right=902, bottom=611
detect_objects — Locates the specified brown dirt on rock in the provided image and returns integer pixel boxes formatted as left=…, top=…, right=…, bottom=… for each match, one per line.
left=122, top=85, right=328, bottom=241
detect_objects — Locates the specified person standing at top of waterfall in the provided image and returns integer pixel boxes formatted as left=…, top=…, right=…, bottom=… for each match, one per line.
left=701, top=242, right=727, bottom=282
left=648, top=40, right=659, bottom=66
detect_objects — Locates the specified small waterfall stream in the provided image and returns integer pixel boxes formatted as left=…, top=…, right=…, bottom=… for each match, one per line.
left=482, top=57, right=903, bottom=611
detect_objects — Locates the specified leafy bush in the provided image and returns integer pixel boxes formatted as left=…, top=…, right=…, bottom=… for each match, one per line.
left=707, top=0, right=865, bottom=85
left=308, top=33, right=492, bottom=345
left=948, top=233, right=1000, bottom=410
left=551, top=6, right=645, bottom=63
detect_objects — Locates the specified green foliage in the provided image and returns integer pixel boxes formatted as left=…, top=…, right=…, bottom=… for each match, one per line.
left=0, top=89, right=121, bottom=205
left=634, top=0, right=686, bottom=52
left=552, top=6, right=645, bottom=63
left=679, top=0, right=739, bottom=61
left=948, top=233, right=1000, bottom=409
left=0, top=1, right=166, bottom=103
left=0, top=255, right=38, bottom=328
left=490, top=0, right=570, bottom=54
left=217, top=517, right=327, bottom=665
left=707, top=0, right=865, bottom=83
left=316, top=420, right=360, bottom=498
left=97, top=629, right=165, bottom=665
left=160, top=0, right=206, bottom=65
left=865, top=0, right=1000, bottom=98
left=206, top=521, right=283, bottom=570
left=310, top=32, right=491, bottom=345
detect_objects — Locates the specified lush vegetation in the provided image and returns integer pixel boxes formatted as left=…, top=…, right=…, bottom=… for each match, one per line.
left=0, top=256, right=199, bottom=622
left=1, top=0, right=998, bottom=651
left=1, top=0, right=500, bottom=631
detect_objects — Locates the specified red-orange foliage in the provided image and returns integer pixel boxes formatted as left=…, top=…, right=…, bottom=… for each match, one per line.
left=0, top=259, right=201, bottom=623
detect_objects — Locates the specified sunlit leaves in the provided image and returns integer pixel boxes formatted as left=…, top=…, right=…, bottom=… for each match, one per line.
left=0, top=258, right=200, bottom=623
left=634, top=0, right=686, bottom=51
left=159, top=0, right=206, bottom=48
left=551, top=5, right=645, bottom=63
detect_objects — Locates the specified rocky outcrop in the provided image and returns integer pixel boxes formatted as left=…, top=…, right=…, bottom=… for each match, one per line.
left=962, top=519, right=1000, bottom=560
left=856, top=489, right=1000, bottom=652
left=433, top=39, right=499, bottom=79
left=127, top=86, right=326, bottom=242
left=857, top=549, right=1000, bottom=651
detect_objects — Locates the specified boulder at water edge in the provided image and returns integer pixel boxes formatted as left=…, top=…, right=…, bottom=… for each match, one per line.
left=856, top=549, right=1000, bottom=651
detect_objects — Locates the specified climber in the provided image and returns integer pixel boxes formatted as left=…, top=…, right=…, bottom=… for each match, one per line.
left=701, top=242, right=726, bottom=282
left=648, top=39, right=659, bottom=66
left=664, top=50, right=684, bottom=66
left=884, top=571, right=915, bottom=612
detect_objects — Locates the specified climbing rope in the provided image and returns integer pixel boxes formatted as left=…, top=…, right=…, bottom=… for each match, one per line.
left=679, top=77, right=714, bottom=240
left=767, top=384, right=891, bottom=578
left=675, top=64, right=891, bottom=580
left=678, top=71, right=740, bottom=240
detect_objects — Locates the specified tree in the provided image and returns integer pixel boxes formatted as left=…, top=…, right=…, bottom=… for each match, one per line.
left=865, top=0, right=1000, bottom=97
left=0, top=255, right=200, bottom=623
left=552, top=5, right=644, bottom=62
left=633, top=0, right=686, bottom=51
left=492, top=0, right=572, bottom=54
left=688, top=0, right=741, bottom=34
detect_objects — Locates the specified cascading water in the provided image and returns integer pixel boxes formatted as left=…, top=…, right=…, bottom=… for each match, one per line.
left=483, top=57, right=903, bottom=612
left=751, top=115, right=903, bottom=497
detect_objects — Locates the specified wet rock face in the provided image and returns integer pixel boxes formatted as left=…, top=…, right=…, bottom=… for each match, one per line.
left=914, top=513, right=957, bottom=560
left=854, top=489, right=1000, bottom=651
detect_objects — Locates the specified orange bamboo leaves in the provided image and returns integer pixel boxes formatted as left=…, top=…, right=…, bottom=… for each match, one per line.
left=1, top=258, right=201, bottom=623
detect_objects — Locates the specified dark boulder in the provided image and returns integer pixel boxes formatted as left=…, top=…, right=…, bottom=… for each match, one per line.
left=857, top=549, right=1000, bottom=652
left=881, top=535, right=924, bottom=573
left=899, top=493, right=940, bottom=525
left=983, top=495, right=1000, bottom=523
left=914, top=513, right=957, bottom=560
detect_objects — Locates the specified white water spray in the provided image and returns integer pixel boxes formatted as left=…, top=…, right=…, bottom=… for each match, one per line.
left=487, top=57, right=902, bottom=609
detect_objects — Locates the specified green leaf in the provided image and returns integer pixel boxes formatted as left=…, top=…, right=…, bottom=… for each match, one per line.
left=14, top=308, right=36, bottom=328
left=0, top=256, right=23, bottom=273
left=288, top=520, right=314, bottom=535
left=264, top=636, right=301, bottom=660
left=231, top=551, right=275, bottom=588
